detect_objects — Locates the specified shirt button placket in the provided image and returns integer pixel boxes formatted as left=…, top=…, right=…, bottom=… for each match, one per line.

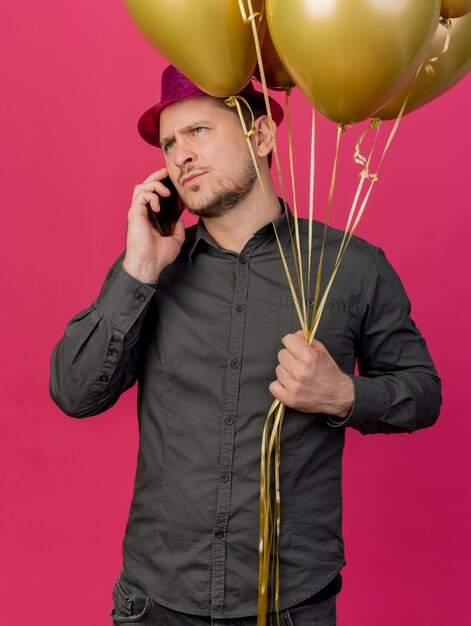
left=210, top=249, right=251, bottom=617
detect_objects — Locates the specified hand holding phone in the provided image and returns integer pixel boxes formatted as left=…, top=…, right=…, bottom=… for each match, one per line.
left=123, top=169, right=186, bottom=284
left=147, top=175, right=185, bottom=236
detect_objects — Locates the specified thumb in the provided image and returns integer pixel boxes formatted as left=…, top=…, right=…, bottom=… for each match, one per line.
left=295, top=329, right=306, bottom=338
left=171, top=219, right=186, bottom=247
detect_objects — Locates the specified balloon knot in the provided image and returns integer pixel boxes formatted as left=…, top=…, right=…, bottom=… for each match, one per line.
left=439, top=16, right=451, bottom=29
left=224, top=96, right=237, bottom=108
left=370, top=117, right=382, bottom=129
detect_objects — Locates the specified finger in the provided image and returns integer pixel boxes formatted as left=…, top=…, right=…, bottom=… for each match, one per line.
left=277, top=348, right=298, bottom=374
left=132, top=180, right=171, bottom=204
left=281, top=332, right=312, bottom=361
left=149, top=193, right=160, bottom=215
left=171, top=219, right=186, bottom=245
left=275, top=363, right=292, bottom=389
left=293, top=329, right=325, bottom=350
left=128, top=189, right=164, bottom=220
left=143, top=167, right=168, bottom=183
left=294, top=329, right=327, bottom=352
left=268, top=380, right=292, bottom=406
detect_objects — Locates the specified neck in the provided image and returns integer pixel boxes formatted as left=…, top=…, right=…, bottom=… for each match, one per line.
left=201, top=178, right=282, bottom=254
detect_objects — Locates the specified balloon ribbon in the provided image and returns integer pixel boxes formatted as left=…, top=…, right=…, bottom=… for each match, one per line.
left=425, top=17, right=452, bottom=76
left=236, top=3, right=426, bottom=625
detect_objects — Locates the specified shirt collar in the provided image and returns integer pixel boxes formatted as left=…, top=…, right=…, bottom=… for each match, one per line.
left=188, top=199, right=295, bottom=262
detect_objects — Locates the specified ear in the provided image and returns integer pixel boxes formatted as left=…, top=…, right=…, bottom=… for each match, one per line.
left=252, top=115, right=276, bottom=159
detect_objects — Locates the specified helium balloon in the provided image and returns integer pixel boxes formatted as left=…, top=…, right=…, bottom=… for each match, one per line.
left=267, top=0, right=440, bottom=124
left=376, top=13, right=471, bottom=119
left=253, top=29, right=295, bottom=92
left=441, top=0, right=471, bottom=18
left=124, top=0, right=266, bottom=97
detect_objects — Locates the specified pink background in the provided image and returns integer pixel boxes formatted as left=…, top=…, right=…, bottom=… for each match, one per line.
left=1, top=2, right=470, bottom=624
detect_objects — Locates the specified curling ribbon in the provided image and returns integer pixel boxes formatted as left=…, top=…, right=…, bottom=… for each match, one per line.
left=237, top=0, right=262, bottom=23
left=225, top=95, right=257, bottom=138
left=312, top=123, right=345, bottom=321
left=425, top=17, right=452, bottom=75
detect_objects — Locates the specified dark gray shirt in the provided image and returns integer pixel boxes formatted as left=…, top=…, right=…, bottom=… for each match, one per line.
left=50, top=210, right=441, bottom=618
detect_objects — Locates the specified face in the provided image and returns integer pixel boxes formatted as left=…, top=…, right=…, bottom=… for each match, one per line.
left=159, top=96, right=257, bottom=218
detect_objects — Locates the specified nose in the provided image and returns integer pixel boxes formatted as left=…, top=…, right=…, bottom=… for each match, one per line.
left=172, top=137, right=197, bottom=168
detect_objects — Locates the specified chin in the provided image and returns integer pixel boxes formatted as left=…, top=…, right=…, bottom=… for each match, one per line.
left=185, top=202, right=217, bottom=218
left=184, top=187, right=217, bottom=213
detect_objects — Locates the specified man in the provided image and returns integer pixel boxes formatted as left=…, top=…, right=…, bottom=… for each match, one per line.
left=50, top=65, right=441, bottom=625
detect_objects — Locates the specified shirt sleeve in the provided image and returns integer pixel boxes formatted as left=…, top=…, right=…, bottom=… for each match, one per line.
left=49, top=253, right=157, bottom=418
left=335, top=246, right=442, bottom=435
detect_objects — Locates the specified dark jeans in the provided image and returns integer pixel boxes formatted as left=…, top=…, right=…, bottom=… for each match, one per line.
left=110, top=569, right=337, bottom=626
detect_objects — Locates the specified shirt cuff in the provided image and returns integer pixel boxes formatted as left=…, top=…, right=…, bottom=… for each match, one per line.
left=95, top=262, right=157, bottom=334
left=327, top=374, right=389, bottom=429
left=327, top=395, right=355, bottom=428
left=341, top=375, right=389, bottom=431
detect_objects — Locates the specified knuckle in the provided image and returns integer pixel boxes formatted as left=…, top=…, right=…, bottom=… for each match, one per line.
left=300, top=352, right=313, bottom=368
left=313, top=338, right=326, bottom=352
left=289, top=379, right=302, bottom=395
left=307, top=347, right=318, bottom=363
left=133, top=190, right=144, bottom=203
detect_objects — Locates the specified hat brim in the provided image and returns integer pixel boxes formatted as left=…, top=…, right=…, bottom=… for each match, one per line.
left=138, top=89, right=284, bottom=149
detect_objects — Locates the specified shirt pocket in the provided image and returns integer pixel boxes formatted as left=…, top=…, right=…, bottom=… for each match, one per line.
left=279, top=296, right=348, bottom=363
left=109, top=572, right=153, bottom=623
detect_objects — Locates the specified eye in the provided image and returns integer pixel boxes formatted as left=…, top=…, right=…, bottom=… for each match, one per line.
left=164, top=140, right=176, bottom=153
left=192, top=126, right=206, bottom=135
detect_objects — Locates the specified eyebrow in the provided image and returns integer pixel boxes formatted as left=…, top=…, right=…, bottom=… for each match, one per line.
left=160, top=120, right=213, bottom=148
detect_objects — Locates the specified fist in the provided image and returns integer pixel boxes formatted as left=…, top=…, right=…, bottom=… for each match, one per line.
left=269, top=330, right=354, bottom=417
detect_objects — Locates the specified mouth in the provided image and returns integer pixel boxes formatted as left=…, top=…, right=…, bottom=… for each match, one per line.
left=181, top=171, right=207, bottom=186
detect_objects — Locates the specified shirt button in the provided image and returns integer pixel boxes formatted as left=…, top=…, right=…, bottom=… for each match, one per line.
left=220, top=473, right=229, bottom=482
left=215, top=530, right=224, bottom=539
left=225, top=417, right=234, bottom=425
left=235, top=304, right=245, bottom=312
left=108, top=347, right=119, bottom=357
left=239, top=255, right=247, bottom=264
left=230, top=359, right=240, bottom=369
left=98, top=373, right=109, bottom=382
left=135, top=292, right=146, bottom=302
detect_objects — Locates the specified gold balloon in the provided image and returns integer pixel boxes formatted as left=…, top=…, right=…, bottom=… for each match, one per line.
left=441, top=0, right=471, bottom=18
left=267, top=0, right=440, bottom=124
left=253, top=29, right=295, bottom=92
left=124, top=0, right=266, bottom=97
left=376, top=13, right=471, bottom=119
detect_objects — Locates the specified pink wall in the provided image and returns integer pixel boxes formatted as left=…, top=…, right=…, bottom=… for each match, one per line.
left=1, top=1, right=469, bottom=624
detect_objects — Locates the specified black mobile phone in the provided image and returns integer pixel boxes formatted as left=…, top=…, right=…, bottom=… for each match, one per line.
left=147, top=176, right=185, bottom=236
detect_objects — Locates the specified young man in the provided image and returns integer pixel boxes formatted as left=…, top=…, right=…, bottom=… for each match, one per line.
left=50, top=65, right=441, bottom=626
